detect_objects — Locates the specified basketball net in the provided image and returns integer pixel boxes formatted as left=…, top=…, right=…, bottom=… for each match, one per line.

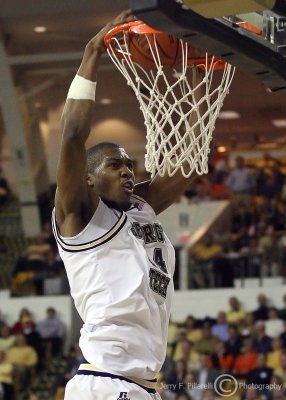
left=105, top=21, right=235, bottom=178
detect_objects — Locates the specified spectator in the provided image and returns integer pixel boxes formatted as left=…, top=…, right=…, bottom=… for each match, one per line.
left=194, top=322, right=219, bottom=355
left=22, top=318, right=43, bottom=370
left=202, top=389, right=218, bottom=400
left=27, top=392, right=40, bottom=400
left=210, top=171, right=232, bottom=200
left=211, top=311, right=229, bottom=342
left=226, top=296, right=246, bottom=324
left=173, top=329, right=188, bottom=361
left=225, top=324, right=243, bottom=357
left=156, top=377, right=175, bottom=400
left=184, top=371, right=201, bottom=400
left=166, top=359, right=187, bottom=393
left=6, top=334, right=38, bottom=391
left=233, top=338, right=258, bottom=378
left=24, top=233, right=52, bottom=263
left=274, top=350, right=286, bottom=386
left=268, top=375, right=286, bottom=400
left=271, top=160, right=285, bottom=194
left=246, top=353, right=273, bottom=387
left=193, top=354, right=220, bottom=393
left=173, top=339, right=200, bottom=371
left=0, top=350, right=13, bottom=400
left=231, top=226, right=251, bottom=252
left=259, top=175, right=281, bottom=199
left=252, top=321, right=273, bottom=354
left=226, top=156, right=255, bottom=207
left=255, top=167, right=268, bottom=196
left=184, top=315, right=202, bottom=343
left=209, top=341, right=234, bottom=373
left=261, top=232, right=283, bottom=277
left=167, top=318, right=179, bottom=357
left=191, top=178, right=211, bottom=203
left=241, top=312, right=256, bottom=338
left=161, top=355, right=175, bottom=384
left=0, top=325, right=15, bottom=352
left=36, top=307, right=65, bottom=358
left=265, top=308, right=284, bottom=339
left=267, top=338, right=284, bottom=370
left=252, top=293, right=270, bottom=321
left=11, top=308, right=35, bottom=335
left=231, top=206, right=253, bottom=234
left=242, top=387, right=262, bottom=400
left=190, top=234, right=223, bottom=288
left=175, top=391, right=192, bottom=400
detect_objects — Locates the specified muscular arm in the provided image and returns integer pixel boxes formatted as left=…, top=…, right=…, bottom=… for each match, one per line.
left=55, top=49, right=100, bottom=235
left=135, top=172, right=196, bottom=214
left=55, top=11, right=131, bottom=236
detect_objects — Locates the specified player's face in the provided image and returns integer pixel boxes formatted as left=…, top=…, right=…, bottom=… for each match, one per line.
left=89, top=147, right=135, bottom=210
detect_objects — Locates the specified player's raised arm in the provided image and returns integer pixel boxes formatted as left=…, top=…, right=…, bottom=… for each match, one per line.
left=55, top=10, right=132, bottom=235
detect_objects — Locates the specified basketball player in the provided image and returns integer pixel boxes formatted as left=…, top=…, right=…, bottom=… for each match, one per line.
left=52, top=10, right=199, bottom=400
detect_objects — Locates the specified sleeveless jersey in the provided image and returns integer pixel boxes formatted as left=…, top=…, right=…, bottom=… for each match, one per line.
left=52, top=194, right=175, bottom=380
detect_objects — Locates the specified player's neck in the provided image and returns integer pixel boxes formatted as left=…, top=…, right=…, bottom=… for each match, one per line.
left=101, top=197, right=131, bottom=212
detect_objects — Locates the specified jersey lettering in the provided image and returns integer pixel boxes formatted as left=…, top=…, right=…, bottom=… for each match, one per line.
left=153, top=248, right=168, bottom=274
left=149, top=268, right=170, bottom=298
left=142, top=224, right=157, bottom=243
left=154, top=223, right=164, bottom=242
left=130, top=222, right=143, bottom=239
left=131, top=222, right=165, bottom=244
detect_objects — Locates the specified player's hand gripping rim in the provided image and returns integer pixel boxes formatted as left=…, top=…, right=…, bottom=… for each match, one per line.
left=87, top=10, right=135, bottom=53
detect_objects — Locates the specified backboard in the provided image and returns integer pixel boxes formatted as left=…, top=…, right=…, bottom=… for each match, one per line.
left=131, top=0, right=286, bottom=92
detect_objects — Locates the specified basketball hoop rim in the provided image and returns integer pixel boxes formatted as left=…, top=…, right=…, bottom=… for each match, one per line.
left=104, top=20, right=226, bottom=70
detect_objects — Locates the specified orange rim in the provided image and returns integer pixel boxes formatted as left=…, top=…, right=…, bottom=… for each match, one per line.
left=236, top=21, right=263, bottom=36
left=104, top=20, right=226, bottom=70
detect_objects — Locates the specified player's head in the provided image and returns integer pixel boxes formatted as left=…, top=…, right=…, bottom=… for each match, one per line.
left=86, top=142, right=135, bottom=210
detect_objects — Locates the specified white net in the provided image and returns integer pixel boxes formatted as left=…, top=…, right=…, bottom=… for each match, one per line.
left=106, top=26, right=235, bottom=178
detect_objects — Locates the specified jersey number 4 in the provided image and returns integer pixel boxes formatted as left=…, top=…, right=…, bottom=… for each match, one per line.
left=153, top=248, right=168, bottom=274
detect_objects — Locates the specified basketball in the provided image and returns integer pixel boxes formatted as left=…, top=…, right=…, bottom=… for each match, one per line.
left=128, top=31, right=184, bottom=70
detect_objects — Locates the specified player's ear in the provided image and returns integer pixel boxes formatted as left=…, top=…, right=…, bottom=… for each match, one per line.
left=87, top=172, right=95, bottom=187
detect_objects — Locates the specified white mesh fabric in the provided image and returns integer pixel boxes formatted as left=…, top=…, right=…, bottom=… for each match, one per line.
left=107, top=32, right=235, bottom=178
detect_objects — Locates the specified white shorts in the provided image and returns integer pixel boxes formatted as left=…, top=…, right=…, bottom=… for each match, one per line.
left=64, top=374, right=161, bottom=400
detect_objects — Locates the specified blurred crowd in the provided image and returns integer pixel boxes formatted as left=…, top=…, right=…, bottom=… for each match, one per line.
left=0, top=307, right=67, bottom=400
left=184, top=152, right=286, bottom=288
left=10, top=222, right=68, bottom=297
left=3, top=294, right=286, bottom=400
left=158, top=293, right=286, bottom=400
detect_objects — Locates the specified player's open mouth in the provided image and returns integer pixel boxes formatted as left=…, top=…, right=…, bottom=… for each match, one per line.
left=122, top=181, right=134, bottom=194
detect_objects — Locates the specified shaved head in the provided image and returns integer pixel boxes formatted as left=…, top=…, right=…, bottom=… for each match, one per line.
left=86, top=142, right=121, bottom=173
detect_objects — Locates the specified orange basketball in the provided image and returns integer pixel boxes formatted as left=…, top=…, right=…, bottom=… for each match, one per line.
left=129, top=31, right=184, bottom=70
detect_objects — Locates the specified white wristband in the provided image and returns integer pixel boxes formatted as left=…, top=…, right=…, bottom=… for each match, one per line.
left=67, top=75, right=97, bottom=101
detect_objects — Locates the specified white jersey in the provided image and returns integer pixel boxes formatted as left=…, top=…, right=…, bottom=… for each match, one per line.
left=52, top=194, right=175, bottom=380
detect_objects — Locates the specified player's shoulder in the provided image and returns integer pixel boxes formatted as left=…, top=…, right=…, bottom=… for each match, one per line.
left=130, top=194, right=146, bottom=210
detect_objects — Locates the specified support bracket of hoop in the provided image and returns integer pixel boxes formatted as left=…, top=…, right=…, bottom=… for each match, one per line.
left=131, top=0, right=286, bottom=92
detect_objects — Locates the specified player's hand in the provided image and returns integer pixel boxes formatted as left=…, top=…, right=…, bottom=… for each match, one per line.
left=87, top=10, right=134, bottom=53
